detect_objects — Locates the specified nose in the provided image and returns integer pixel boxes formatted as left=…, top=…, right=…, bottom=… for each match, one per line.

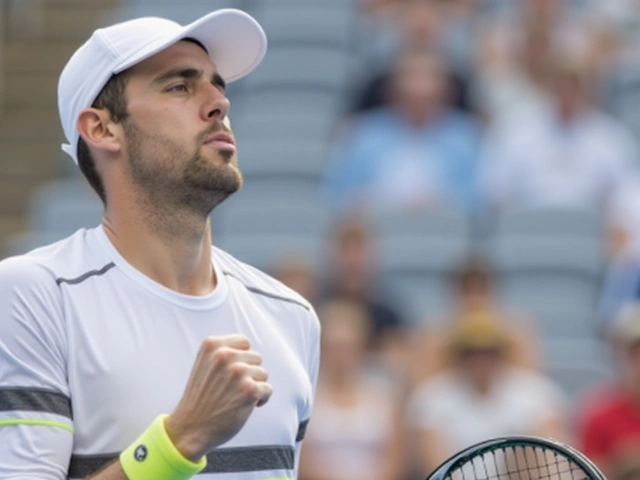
left=201, top=82, right=230, bottom=123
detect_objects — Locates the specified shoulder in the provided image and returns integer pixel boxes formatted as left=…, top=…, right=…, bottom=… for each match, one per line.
left=1, top=228, right=112, bottom=285
left=212, top=245, right=315, bottom=315
left=0, top=254, right=59, bottom=297
left=505, top=367, right=566, bottom=400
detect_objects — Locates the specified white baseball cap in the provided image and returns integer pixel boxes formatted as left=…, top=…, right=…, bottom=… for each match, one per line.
left=58, top=9, right=267, bottom=165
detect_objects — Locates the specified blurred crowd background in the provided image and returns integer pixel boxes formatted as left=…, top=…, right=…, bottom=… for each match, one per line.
left=4, top=0, right=640, bottom=479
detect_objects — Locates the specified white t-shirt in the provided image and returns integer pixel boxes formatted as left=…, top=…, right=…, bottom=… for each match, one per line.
left=482, top=108, right=638, bottom=210
left=408, top=367, right=566, bottom=452
left=302, top=379, right=397, bottom=480
left=0, top=226, right=320, bottom=480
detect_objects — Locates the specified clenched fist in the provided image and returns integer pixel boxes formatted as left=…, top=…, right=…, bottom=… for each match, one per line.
left=165, top=334, right=273, bottom=461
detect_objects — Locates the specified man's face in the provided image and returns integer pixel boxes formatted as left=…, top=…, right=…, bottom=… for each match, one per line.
left=391, top=56, right=446, bottom=124
left=119, top=40, right=241, bottom=214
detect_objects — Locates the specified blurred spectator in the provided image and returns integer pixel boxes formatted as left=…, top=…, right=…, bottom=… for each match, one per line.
left=324, top=49, right=482, bottom=215
left=299, top=299, right=406, bottom=480
left=408, top=309, right=567, bottom=476
left=598, top=0, right=640, bottom=142
left=577, top=303, right=640, bottom=478
left=409, top=255, right=540, bottom=389
left=355, top=0, right=480, bottom=113
left=271, top=254, right=320, bottom=307
left=473, top=0, right=609, bottom=123
left=598, top=175, right=640, bottom=331
left=482, top=55, right=639, bottom=212
left=612, top=459, right=640, bottom=480
left=322, top=219, right=407, bottom=376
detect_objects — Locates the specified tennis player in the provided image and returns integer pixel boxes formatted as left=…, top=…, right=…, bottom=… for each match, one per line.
left=0, top=9, right=320, bottom=480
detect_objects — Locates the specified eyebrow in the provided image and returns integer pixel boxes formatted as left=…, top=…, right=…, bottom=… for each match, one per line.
left=152, top=67, right=226, bottom=90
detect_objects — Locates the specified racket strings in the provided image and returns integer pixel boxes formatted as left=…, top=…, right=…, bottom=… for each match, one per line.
left=446, top=446, right=589, bottom=480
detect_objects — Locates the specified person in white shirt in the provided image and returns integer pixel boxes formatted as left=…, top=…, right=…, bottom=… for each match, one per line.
left=482, top=56, right=639, bottom=212
left=299, top=299, right=405, bottom=480
left=408, top=310, right=566, bottom=476
left=0, top=9, right=320, bottom=480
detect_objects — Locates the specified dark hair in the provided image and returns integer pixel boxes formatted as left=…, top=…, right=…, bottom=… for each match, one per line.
left=76, top=69, right=131, bottom=205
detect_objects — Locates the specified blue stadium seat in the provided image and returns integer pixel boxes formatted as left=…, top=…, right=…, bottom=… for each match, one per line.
left=212, top=186, right=328, bottom=238
left=251, top=3, right=359, bottom=49
left=231, top=110, right=337, bottom=144
left=242, top=46, right=355, bottom=94
left=495, top=207, right=603, bottom=238
left=214, top=232, right=325, bottom=273
left=542, top=337, right=614, bottom=400
left=234, top=137, right=329, bottom=182
left=109, top=0, right=252, bottom=24
left=490, top=207, right=606, bottom=338
left=27, top=178, right=103, bottom=234
left=371, top=209, right=471, bottom=324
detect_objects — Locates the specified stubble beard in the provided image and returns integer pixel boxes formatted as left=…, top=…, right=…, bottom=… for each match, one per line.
left=124, top=119, right=242, bottom=221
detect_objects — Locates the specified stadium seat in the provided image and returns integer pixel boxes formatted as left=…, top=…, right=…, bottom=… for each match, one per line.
left=242, top=46, right=355, bottom=94
left=541, top=337, right=614, bottom=400
left=371, top=209, right=471, bottom=323
left=212, top=179, right=327, bottom=236
left=234, top=137, right=329, bottom=182
left=214, top=232, right=325, bottom=273
left=231, top=89, right=345, bottom=124
left=27, top=178, right=103, bottom=234
left=250, top=3, right=359, bottom=49
left=494, top=207, right=603, bottom=238
left=109, top=0, right=252, bottom=24
left=490, top=208, right=606, bottom=338
left=231, top=110, right=337, bottom=144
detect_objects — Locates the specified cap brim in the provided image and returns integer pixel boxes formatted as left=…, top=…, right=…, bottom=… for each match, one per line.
left=114, top=9, right=267, bottom=82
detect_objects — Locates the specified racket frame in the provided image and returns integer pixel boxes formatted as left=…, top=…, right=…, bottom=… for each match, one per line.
left=427, top=436, right=606, bottom=480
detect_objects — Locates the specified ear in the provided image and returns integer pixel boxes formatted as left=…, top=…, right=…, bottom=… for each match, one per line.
left=77, top=107, right=123, bottom=156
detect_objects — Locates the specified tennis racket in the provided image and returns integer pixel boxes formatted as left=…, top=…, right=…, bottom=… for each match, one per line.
left=425, top=436, right=606, bottom=480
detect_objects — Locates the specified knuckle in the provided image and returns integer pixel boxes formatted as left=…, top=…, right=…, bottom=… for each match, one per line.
left=202, top=336, right=221, bottom=351
left=214, top=346, right=235, bottom=365
left=257, top=367, right=268, bottom=381
left=241, top=378, right=259, bottom=397
left=228, top=361, right=247, bottom=379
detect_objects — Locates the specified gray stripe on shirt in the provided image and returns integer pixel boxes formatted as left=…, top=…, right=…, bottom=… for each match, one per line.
left=56, top=262, right=116, bottom=286
left=69, top=445, right=295, bottom=477
left=0, top=387, right=72, bottom=419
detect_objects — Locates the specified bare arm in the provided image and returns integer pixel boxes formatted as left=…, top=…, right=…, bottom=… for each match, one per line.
left=374, top=399, right=407, bottom=480
left=415, top=427, right=452, bottom=477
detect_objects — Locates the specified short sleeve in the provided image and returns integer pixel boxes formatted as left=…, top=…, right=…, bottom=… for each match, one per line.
left=0, top=256, right=73, bottom=479
left=293, top=306, right=321, bottom=478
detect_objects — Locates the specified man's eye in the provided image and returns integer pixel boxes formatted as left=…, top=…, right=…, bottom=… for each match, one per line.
left=169, top=84, right=188, bottom=92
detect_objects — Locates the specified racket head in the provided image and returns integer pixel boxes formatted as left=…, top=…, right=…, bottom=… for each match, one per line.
left=426, top=436, right=605, bottom=480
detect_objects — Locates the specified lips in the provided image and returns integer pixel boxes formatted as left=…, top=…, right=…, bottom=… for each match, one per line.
left=206, top=132, right=235, bottom=146
left=205, top=131, right=236, bottom=152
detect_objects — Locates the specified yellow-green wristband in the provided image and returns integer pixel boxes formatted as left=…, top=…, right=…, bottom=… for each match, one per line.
left=120, top=414, right=207, bottom=480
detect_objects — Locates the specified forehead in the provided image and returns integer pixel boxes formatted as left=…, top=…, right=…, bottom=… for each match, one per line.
left=127, top=40, right=219, bottom=79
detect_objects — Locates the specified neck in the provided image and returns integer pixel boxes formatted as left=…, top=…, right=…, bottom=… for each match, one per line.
left=102, top=188, right=216, bottom=296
